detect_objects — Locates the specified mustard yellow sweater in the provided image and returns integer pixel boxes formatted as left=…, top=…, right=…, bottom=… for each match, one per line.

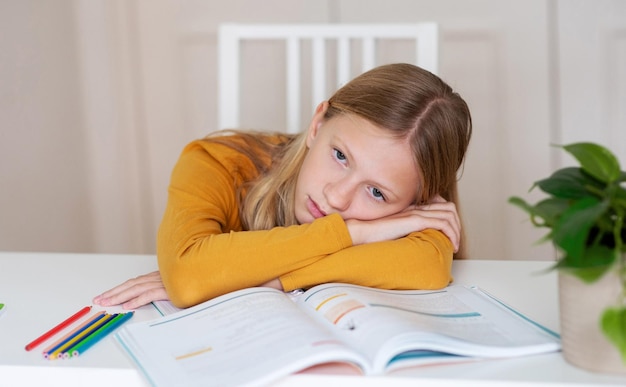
left=157, top=135, right=453, bottom=307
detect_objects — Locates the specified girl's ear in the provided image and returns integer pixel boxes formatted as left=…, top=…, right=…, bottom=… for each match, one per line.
left=306, top=101, right=329, bottom=148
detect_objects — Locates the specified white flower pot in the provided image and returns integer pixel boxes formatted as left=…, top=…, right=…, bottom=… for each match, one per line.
left=558, top=270, right=626, bottom=375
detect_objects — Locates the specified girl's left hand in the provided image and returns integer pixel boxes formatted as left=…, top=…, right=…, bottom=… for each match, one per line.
left=93, top=271, right=169, bottom=310
left=346, top=195, right=461, bottom=251
left=412, top=195, right=461, bottom=251
left=259, top=278, right=284, bottom=290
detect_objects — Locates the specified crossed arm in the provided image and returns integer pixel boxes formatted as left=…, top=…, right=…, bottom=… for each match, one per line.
left=93, top=200, right=459, bottom=310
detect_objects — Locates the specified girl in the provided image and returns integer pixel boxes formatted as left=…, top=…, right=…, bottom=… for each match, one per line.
left=94, top=63, right=472, bottom=309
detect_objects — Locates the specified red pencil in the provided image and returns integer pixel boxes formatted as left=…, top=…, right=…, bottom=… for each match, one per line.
left=25, top=306, right=92, bottom=351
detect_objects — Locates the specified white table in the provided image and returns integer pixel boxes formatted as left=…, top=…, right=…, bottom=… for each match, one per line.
left=1, top=252, right=625, bottom=387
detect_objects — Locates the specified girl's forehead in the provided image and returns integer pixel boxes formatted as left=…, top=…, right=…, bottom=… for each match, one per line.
left=327, top=113, right=407, bottom=142
left=328, top=114, right=414, bottom=150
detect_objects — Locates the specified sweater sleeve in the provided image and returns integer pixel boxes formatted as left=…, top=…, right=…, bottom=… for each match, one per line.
left=157, top=141, right=353, bottom=307
left=279, top=229, right=454, bottom=292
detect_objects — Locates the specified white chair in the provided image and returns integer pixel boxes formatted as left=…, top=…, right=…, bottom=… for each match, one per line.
left=218, top=23, right=439, bottom=133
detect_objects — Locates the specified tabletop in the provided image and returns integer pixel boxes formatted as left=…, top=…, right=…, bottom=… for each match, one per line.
left=1, top=251, right=625, bottom=387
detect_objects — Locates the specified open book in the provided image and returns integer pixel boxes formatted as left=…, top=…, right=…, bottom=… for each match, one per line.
left=117, top=283, right=560, bottom=387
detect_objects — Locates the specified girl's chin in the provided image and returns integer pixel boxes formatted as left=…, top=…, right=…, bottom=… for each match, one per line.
left=294, top=211, right=312, bottom=225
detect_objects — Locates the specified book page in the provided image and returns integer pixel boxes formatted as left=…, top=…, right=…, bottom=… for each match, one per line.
left=117, top=287, right=367, bottom=387
left=148, top=290, right=321, bottom=316
left=296, top=284, right=560, bottom=373
left=151, top=300, right=183, bottom=316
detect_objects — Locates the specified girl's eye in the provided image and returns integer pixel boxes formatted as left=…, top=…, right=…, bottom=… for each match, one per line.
left=333, top=148, right=347, bottom=162
left=370, top=187, right=386, bottom=201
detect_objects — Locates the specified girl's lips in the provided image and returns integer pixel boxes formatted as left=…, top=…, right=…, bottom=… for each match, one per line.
left=306, top=197, right=326, bottom=219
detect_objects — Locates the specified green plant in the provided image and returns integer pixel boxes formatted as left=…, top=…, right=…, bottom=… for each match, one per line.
left=508, top=142, right=626, bottom=362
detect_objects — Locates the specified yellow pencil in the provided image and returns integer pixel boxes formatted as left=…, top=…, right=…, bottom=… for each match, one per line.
left=47, top=313, right=116, bottom=360
left=42, top=311, right=106, bottom=358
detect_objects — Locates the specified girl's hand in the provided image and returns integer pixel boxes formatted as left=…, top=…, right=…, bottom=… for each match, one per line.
left=346, top=195, right=461, bottom=252
left=259, top=278, right=284, bottom=291
left=93, top=271, right=168, bottom=310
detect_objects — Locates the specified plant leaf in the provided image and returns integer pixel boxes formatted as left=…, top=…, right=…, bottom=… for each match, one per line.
left=601, top=307, right=626, bottom=364
left=563, top=143, right=621, bottom=184
left=615, top=184, right=626, bottom=203
left=508, top=196, right=534, bottom=215
left=555, top=244, right=615, bottom=282
left=533, top=198, right=572, bottom=227
left=535, top=167, right=602, bottom=199
left=508, top=196, right=571, bottom=228
left=552, top=197, right=609, bottom=260
left=559, top=265, right=610, bottom=283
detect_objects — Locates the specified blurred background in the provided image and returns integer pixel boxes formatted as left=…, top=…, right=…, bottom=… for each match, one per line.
left=1, top=0, right=625, bottom=260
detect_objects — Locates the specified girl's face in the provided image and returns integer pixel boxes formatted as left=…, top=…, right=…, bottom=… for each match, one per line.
left=294, top=103, right=420, bottom=224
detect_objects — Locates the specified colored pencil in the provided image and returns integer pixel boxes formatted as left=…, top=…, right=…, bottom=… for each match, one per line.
left=48, top=313, right=117, bottom=360
left=24, top=306, right=91, bottom=351
left=42, top=311, right=107, bottom=359
left=69, top=312, right=134, bottom=358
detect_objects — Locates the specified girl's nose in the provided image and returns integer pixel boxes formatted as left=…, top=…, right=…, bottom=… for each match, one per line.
left=323, top=178, right=354, bottom=212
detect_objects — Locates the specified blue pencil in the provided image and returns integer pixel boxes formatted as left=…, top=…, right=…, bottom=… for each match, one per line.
left=48, top=313, right=117, bottom=360
left=68, top=312, right=134, bottom=358
left=43, top=311, right=106, bottom=358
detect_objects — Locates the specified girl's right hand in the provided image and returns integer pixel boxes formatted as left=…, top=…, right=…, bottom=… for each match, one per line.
left=93, top=271, right=169, bottom=310
left=346, top=195, right=461, bottom=252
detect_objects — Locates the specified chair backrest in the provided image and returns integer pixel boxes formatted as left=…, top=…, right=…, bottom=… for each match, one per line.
left=218, top=23, right=439, bottom=133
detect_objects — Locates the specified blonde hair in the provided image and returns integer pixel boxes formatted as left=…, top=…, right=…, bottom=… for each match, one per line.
left=208, top=63, right=472, bottom=257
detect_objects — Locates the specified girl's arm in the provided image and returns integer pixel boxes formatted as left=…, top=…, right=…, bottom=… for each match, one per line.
left=94, top=142, right=353, bottom=309
left=276, top=196, right=460, bottom=293
left=155, top=143, right=356, bottom=307
left=94, top=225, right=452, bottom=310
left=279, top=228, right=454, bottom=292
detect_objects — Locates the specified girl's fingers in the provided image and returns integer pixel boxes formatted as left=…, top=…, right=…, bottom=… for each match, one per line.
left=93, top=271, right=155, bottom=299
left=121, top=287, right=169, bottom=310
left=93, top=271, right=166, bottom=307
left=412, top=208, right=461, bottom=252
left=429, top=194, right=447, bottom=204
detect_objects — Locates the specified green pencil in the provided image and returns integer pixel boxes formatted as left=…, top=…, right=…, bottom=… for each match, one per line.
left=67, top=311, right=134, bottom=358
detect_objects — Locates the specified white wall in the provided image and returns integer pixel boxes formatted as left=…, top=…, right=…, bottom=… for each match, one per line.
left=1, top=0, right=625, bottom=260
left=0, top=0, right=95, bottom=252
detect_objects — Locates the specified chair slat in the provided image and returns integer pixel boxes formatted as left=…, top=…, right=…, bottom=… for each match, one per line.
left=286, top=37, right=301, bottom=133
left=361, top=37, right=375, bottom=73
left=337, top=37, right=350, bottom=89
left=312, top=37, right=326, bottom=112
left=218, top=23, right=439, bottom=133
left=218, top=25, right=241, bottom=130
